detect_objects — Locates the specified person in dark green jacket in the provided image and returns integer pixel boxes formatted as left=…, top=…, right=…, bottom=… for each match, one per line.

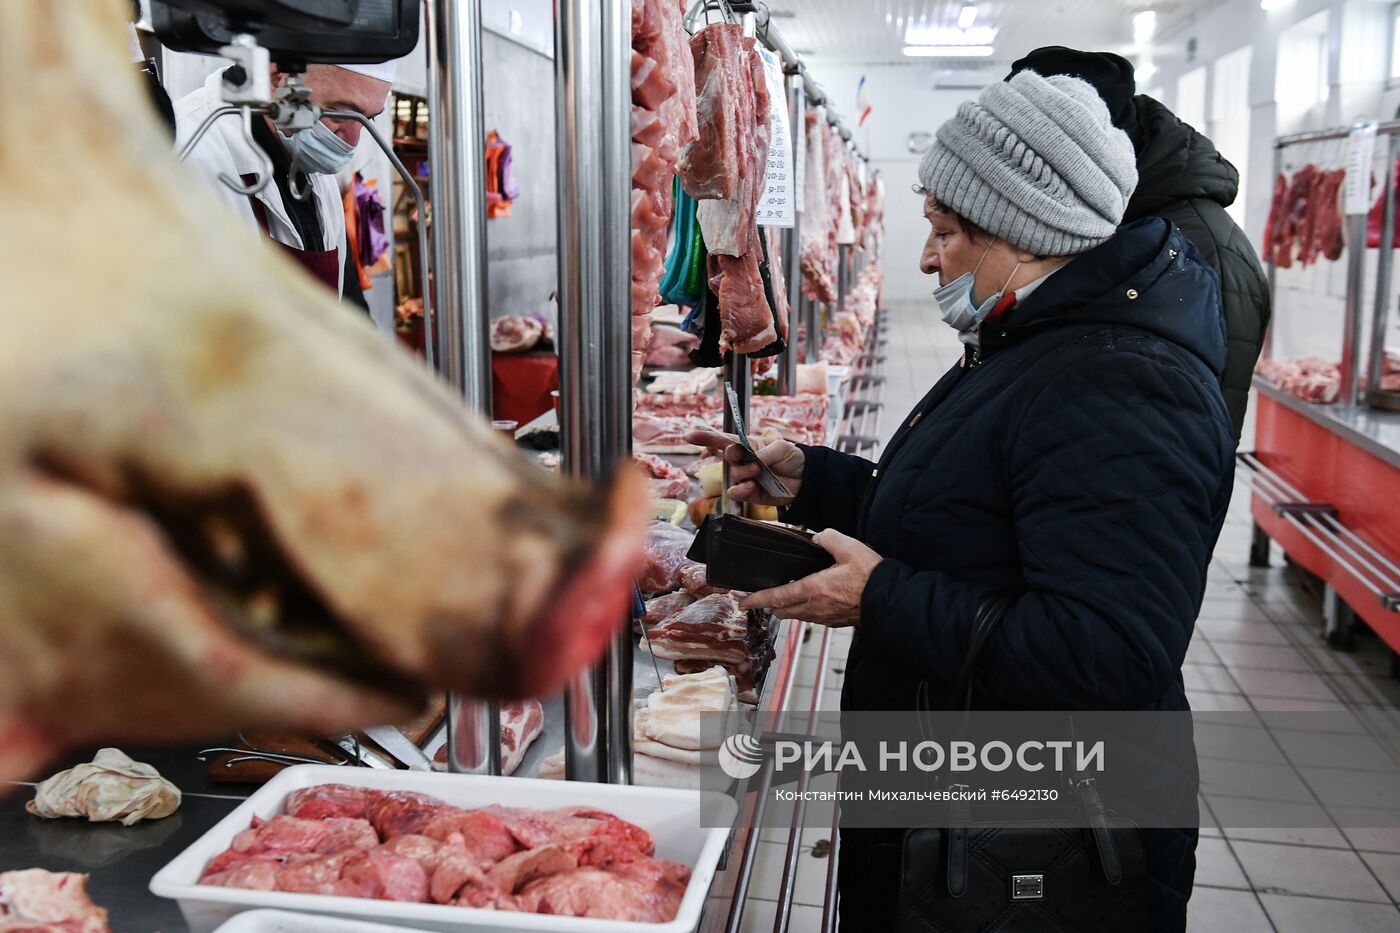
left=1009, top=47, right=1270, bottom=441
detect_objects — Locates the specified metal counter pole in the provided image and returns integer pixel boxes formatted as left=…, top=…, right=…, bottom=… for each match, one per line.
left=772, top=627, right=833, bottom=933
left=1368, top=134, right=1398, bottom=403
left=723, top=10, right=760, bottom=516
left=1264, top=142, right=1282, bottom=361
left=837, top=244, right=849, bottom=314
left=602, top=0, right=635, bottom=785
left=556, top=0, right=633, bottom=783
left=428, top=0, right=500, bottom=776
left=1340, top=208, right=1369, bottom=408
left=777, top=78, right=805, bottom=395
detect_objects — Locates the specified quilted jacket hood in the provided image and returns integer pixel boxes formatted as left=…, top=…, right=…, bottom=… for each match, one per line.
left=1126, top=94, right=1240, bottom=218
left=987, top=216, right=1228, bottom=379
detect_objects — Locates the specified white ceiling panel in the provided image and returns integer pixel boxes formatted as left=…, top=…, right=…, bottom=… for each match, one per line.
left=761, top=0, right=1227, bottom=67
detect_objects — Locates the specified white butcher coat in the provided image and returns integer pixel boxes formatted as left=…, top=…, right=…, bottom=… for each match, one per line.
left=173, top=70, right=345, bottom=296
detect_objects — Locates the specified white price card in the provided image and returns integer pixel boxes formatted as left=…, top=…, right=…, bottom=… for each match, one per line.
left=1344, top=121, right=1379, bottom=216
left=757, top=47, right=794, bottom=229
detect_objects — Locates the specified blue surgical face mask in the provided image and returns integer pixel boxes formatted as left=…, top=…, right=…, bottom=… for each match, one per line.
left=934, top=244, right=1022, bottom=346
left=279, top=120, right=355, bottom=175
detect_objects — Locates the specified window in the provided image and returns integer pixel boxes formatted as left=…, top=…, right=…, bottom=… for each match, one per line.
left=1391, top=2, right=1400, bottom=80
left=1275, top=11, right=1331, bottom=132
left=1176, top=66, right=1207, bottom=131
left=1211, top=47, right=1253, bottom=226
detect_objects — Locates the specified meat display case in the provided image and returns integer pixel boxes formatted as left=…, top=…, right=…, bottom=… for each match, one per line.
left=1241, top=121, right=1400, bottom=662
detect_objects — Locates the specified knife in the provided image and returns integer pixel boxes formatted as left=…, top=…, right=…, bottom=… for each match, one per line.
left=363, top=725, right=435, bottom=771
left=314, top=733, right=396, bottom=769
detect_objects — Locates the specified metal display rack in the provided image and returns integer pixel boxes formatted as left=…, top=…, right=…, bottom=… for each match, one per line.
left=1241, top=122, right=1400, bottom=660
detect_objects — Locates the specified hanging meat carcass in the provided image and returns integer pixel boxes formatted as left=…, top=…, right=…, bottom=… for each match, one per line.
left=0, top=0, right=649, bottom=782
left=630, top=0, right=700, bottom=385
left=680, top=24, right=775, bottom=353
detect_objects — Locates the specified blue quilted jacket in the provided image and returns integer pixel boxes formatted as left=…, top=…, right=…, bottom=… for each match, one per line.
left=787, top=217, right=1235, bottom=931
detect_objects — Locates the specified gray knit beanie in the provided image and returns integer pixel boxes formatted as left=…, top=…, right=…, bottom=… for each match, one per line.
left=918, top=69, right=1137, bottom=256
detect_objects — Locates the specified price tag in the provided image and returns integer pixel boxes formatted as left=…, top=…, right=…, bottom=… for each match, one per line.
left=1344, top=121, right=1378, bottom=216
left=757, top=47, right=794, bottom=229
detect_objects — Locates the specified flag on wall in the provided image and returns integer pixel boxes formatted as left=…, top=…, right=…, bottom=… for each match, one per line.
left=857, top=74, right=872, bottom=126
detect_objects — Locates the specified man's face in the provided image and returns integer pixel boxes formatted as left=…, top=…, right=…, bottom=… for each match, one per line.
left=273, top=65, right=391, bottom=148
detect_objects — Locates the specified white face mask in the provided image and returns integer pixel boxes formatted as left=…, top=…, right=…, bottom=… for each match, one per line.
left=932, top=244, right=1022, bottom=346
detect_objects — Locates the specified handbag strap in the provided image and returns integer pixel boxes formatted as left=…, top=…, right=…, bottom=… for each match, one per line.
left=946, top=592, right=1019, bottom=710
left=923, top=593, right=1129, bottom=888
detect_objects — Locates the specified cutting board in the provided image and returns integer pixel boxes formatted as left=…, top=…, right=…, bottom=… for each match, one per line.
left=207, top=695, right=446, bottom=784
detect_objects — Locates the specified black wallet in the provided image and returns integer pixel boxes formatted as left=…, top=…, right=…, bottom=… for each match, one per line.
left=688, top=514, right=835, bottom=592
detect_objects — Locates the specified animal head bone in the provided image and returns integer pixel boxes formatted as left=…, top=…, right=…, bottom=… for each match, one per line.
left=0, top=0, right=644, bottom=780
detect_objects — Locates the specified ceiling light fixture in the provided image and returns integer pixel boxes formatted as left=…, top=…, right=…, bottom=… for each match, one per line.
left=903, top=44, right=995, bottom=57
left=1132, top=10, right=1157, bottom=44
left=905, top=24, right=998, bottom=46
left=958, top=5, right=978, bottom=30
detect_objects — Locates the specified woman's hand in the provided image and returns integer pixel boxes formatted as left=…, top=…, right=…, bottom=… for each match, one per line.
left=683, top=430, right=805, bottom=507
left=739, top=530, right=883, bottom=627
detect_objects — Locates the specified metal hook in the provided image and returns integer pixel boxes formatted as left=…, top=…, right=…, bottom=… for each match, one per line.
left=178, top=103, right=272, bottom=197
left=219, top=106, right=273, bottom=196
left=287, top=165, right=313, bottom=201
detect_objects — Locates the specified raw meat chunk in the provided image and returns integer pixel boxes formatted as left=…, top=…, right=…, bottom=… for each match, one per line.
left=517, top=867, right=686, bottom=922
left=284, top=784, right=374, bottom=821
left=0, top=869, right=110, bottom=933
left=336, top=849, right=430, bottom=902
left=638, top=520, right=697, bottom=593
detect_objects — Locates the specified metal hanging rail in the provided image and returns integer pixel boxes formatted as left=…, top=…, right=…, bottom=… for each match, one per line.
left=1270, top=121, right=1400, bottom=405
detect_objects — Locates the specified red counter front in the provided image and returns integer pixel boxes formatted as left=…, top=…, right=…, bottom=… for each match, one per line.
left=1250, top=380, right=1400, bottom=650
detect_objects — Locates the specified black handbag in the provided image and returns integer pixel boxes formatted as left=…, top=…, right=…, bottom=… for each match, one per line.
left=896, top=596, right=1150, bottom=933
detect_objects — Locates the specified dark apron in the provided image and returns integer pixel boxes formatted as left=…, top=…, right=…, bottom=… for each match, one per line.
left=242, top=176, right=341, bottom=294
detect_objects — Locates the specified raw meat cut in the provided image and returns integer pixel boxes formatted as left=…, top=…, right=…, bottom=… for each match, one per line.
left=639, top=591, right=696, bottom=630
left=645, top=325, right=699, bottom=369
left=517, top=866, right=687, bottom=921
left=634, top=665, right=735, bottom=750
left=634, top=453, right=692, bottom=500
left=645, top=367, right=720, bottom=396
left=1311, top=169, right=1345, bottom=262
left=766, top=227, right=791, bottom=340
left=500, top=698, right=544, bottom=776
left=679, top=25, right=742, bottom=201
left=640, top=593, right=750, bottom=664
left=673, top=657, right=759, bottom=704
left=489, top=315, right=545, bottom=353
left=1255, top=357, right=1341, bottom=403
left=638, top=520, right=699, bottom=593
left=1261, top=172, right=1286, bottom=265
left=198, top=785, right=687, bottom=921
left=629, top=0, right=700, bottom=359
left=678, top=563, right=728, bottom=597
left=0, top=0, right=651, bottom=781
left=682, top=25, right=776, bottom=354
left=0, top=869, right=109, bottom=933
left=285, top=783, right=375, bottom=821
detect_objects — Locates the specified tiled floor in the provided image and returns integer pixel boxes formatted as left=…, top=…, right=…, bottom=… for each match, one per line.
left=735, top=303, right=1400, bottom=932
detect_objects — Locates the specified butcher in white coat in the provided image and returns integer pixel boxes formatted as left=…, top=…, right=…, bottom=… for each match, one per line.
left=173, top=61, right=395, bottom=299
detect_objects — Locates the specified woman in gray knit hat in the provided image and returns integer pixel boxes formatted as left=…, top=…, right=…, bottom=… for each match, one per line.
left=691, top=70, right=1233, bottom=933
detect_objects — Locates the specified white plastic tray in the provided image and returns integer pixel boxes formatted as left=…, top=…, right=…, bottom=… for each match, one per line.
left=151, top=766, right=732, bottom=933
left=214, top=909, right=422, bottom=932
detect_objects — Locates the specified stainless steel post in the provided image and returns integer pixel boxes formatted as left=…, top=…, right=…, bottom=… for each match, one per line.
left=837, top=244, right=849, bottom=314
left=1264, top=143, right=1282, bottom=361
left=602, top=0, right=634, bottom=786
left=776, top=77, right=804, bottom=396
left=1341, top=212, right=1369, bottom=407
left=804, top=295, right=820, bottom=364
left=428, top=0, right=492, bottom=406
left=1367, top=133, right=1398, bottom=404
left=429, top=0, right=499, bottom=776
left=723, top=11, right=759, bottom=517
left=556, top=0, right=632, bottom=783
